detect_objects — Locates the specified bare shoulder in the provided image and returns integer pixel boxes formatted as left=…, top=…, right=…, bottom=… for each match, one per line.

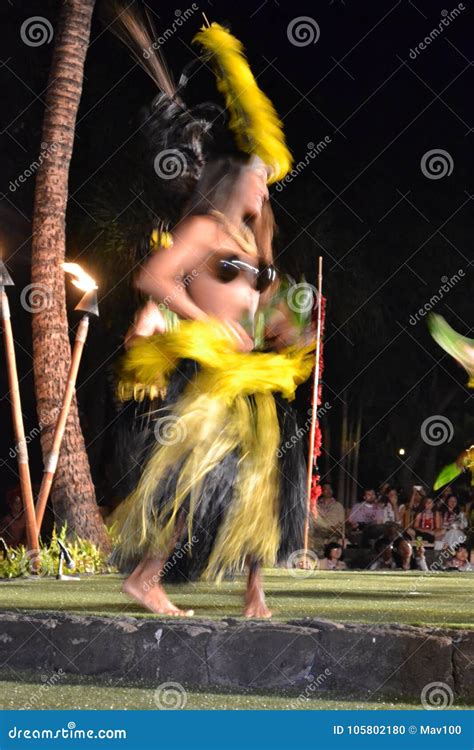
left=175, top=214, right=223, bottom=244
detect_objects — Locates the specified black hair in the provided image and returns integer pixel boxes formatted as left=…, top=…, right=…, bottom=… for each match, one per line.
left=324, top=542, right=343, bottom=559
left=182, top=155, right=252, bottom=219
left=374, top=537, right=392, bottom=554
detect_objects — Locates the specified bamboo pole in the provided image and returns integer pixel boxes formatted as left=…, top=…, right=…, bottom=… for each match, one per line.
left=1, top=287, right=39, bottom=564
left=304, top=256, right=323, bottom=563
left=35, top=315, right=90, bottom=530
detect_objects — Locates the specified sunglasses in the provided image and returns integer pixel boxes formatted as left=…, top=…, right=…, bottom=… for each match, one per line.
left=213, top=255, right=277, bottom=293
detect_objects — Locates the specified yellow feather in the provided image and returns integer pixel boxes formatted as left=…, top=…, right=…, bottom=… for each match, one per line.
left=193, top=23, right=292, bottom=183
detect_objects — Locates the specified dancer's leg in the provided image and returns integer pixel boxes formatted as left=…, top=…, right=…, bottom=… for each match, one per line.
left=122, top=520, right=193, bottom=616
left=243, top=558, right=272, bottom=618
left=122, top=555, right=193, bottom=616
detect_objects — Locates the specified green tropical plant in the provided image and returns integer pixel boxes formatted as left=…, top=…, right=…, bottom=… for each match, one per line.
left=0, top=525, right=117, bottom=578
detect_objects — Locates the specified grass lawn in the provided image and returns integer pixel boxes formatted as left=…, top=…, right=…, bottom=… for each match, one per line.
left=0, top=569, right=472, bottom=629
left=2, top=677, right=472, bottom=711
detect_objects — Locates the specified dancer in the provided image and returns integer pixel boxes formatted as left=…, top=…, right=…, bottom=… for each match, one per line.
left=109, top=8, right=316, bottom=618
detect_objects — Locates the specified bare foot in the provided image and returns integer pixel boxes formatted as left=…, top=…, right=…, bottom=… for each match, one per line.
left=243, top=583, right=272, bottom=619
left=243, top=598, right=272, bottom=619
left=122, top=577, right=194, bottom=617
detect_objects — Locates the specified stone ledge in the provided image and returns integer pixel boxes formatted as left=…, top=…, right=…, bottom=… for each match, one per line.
left=0, top=612, right=471, bottom=701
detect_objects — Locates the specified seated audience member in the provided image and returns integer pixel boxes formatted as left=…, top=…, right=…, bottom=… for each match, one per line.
left=438, top=485, right=454, bottom=504
left=413, top=497, right=441, bottom=543
left=311, top=482, right=345, bottom=555
left=398, top=486, right=425, bottom=539
left=369, top=537, right=396, bottom=570
left=319, top=542, right=346, bottom=570
left=377, top=482, right=391, bottom=499
left=440, top=495, right=467, bottom=549
left=377, top=490, right=399, bottom=523
left=444, top=544, right=472, bottom=572
left=0, top=487, right=26, bottom=548
left=391, top=534, right=414, bottom=571
left=347, top=488, right=384, bottom=546
left=371, top=531, right=426, bottom=571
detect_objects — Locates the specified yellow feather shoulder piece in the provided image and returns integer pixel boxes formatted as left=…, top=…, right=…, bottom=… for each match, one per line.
left=193, top=22, right=292, bottom=183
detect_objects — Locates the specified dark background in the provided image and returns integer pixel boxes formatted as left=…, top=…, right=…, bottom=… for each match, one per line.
left=0, top=0, right=473, bottom=509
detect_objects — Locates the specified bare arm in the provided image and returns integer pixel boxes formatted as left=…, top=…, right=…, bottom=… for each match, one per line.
left=136, top=216, right=253, bottom=351
left=136, top=216, right=220, bottom=321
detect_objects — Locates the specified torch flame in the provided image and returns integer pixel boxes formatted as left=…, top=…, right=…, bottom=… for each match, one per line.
left=62, top=263, right=98, bottom=292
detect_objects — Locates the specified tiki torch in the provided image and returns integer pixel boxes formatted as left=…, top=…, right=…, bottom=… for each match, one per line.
left=35, top=263, right=99, bottom=531
left=0, top=260, right=40, bottom=562
left=303, top=256, right=324, bottom=564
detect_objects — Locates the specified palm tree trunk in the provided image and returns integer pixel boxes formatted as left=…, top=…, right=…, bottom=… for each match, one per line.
left=31, top=0, right=109, bottom=550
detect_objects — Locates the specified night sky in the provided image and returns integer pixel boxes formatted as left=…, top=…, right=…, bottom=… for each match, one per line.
left=0, top=0, right=473, bottom=507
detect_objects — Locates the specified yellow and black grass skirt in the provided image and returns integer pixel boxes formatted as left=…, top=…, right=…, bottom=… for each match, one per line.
left=111, top=320, right=314, bottom=582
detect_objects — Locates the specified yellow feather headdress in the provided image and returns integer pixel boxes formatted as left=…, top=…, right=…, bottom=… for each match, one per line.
left=193, top=22, right=292, bottom=184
